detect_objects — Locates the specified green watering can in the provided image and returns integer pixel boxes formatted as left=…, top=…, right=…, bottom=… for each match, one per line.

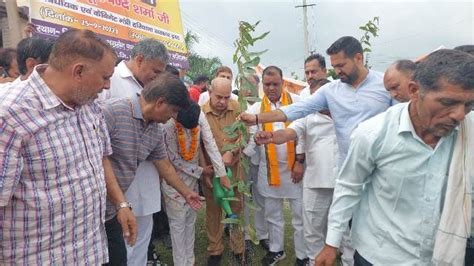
left=212, top=167, right=236, bottom=218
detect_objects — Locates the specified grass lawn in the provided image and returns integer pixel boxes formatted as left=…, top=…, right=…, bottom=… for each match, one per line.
left=154, top=201, right=343, bottom=265
left=155, top=201, right=298, bottom=265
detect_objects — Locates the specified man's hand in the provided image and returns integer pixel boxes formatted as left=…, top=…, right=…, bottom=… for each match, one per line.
left=201, top=165, right=214, bottom=178
left=239, top=112, right=257, bottom=126
left=0, top=76, right=15, bottom=84
left=201, top=165, right=215, bottom=189
left=219, top=175, right=231, bottom=190
left=222, top=151, right=234, bottom=167
left=23, top=22, right=37, bottom=37
left=291, top=161, right=304, bottom=183
left=315, top=245, right=338, bottom=266
left=254, top=131, right=274, bottom=145
left=184, top=191, right=203, bottom=210
left=203, top=174, right=213, bottom=189
left=116, top=208, right=137, bottom=246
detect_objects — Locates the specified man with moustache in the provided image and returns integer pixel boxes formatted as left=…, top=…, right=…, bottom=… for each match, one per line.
left=100, top=40, right=203, bottom=266
left=198, top=66, right=238, bottom=106
left=99, top=38, right=175, bottom=266
left=102, top=73, right=203, bottom=266
left=244, top=66, right=306, bottom=265
left=201, top=77, right=246, bottom=265
left=0, top=29, right=126, bottom=264
left=300, top=54, right=328, bottom=98
left=240, top=37, right=392, bottom=264
left=315, top=49, right=474, bottom=265
left=240, top=36, right=392, bottom=169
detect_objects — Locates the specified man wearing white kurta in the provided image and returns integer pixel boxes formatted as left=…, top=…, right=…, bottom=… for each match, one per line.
left=291, top=111, right=339, bottom=263
left=244, top=66, right=305, bottom=265
left=254, top=79, right=354, bottom=265
left=290, top=80, right=339, bottom=265
left=299, top=54, right=328, bottom=98
left=99, top=39, right=169, bottom=266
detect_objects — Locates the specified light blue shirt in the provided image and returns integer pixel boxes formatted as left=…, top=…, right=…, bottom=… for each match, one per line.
left=280, top=70, right=392, bottom=166
left=327, top=103, right=457, bottom=265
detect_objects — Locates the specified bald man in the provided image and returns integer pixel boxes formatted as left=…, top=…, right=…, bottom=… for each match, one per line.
left=384, top=60, right=416, bottom=103
left=201, top=78, right=247, bottom=265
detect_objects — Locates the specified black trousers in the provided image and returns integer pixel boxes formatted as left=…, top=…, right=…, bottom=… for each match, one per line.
left=354, top=250, right=373, bottom=266
left=353, top=242, right=474, bottom=266
left=103, top=216, right=127, bottom=266
left=466, top=237, right=474, bottom=266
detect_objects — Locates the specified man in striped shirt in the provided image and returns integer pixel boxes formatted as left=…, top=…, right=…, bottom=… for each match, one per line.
left=0, top=29, right=135, bottom=265
left=102, top=73, right=203, bottom=265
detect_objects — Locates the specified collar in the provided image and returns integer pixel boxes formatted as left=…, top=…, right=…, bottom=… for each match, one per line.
left=398, top=102, right=415, bottom=134
left=264, top=91, right=293, bottom=107
left=130, top=93, right=143, bottom=120
left=31, top=65, right=65, bottom=110
left=117, top=61, right=142, bottom=88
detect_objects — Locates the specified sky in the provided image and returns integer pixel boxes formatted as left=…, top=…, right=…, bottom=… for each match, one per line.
left=179, top=0, right=473, bottom=79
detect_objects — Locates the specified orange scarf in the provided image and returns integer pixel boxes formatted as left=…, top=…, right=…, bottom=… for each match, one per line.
left=176, top=121, right=200, bottom=161
left=260, top=91, right=295, bottom=186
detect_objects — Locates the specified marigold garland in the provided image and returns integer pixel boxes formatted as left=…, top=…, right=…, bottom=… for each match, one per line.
left=176, top=122, right=199, bottom=161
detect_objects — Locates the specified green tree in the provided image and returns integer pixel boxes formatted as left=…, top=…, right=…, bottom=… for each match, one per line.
left=326, top=16, right=381, bottom=78
left=221, top=21, right=269, bottom=248
left=359, top=16, right=380, bottom=68
left=184, top=31, right=223, bottom=81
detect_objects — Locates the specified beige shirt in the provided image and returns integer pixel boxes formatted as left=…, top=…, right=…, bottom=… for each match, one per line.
left=202, top=99, right=245, bottom=181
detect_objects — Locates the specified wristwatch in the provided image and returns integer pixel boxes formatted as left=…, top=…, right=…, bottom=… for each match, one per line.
left=116, top=201, right=132, bottom=211
left=296, top=158, right=305, bottom=164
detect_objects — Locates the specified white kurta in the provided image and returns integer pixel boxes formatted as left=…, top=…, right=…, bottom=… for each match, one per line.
left=243, top=93, right=306, bottom=258
left=299, top=85, right=311, bottom=98
left=244, top=93, right=302, bottom=199
left=288, top=112, right=347, bottom=262
left=289, top=113, right=338, bottom=188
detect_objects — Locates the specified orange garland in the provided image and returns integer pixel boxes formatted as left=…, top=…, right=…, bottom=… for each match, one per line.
left=261, top=91, right=295, bottom=186
left=175, top=122, right=200, bottom=161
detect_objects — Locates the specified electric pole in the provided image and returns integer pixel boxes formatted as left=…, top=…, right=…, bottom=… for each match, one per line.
left=5, top=0, right=22, bottom=47
left=295, top=1, right=315, bottom=58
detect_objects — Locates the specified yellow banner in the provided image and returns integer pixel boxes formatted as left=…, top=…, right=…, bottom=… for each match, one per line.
left=30, top=0, right=188, bottom=68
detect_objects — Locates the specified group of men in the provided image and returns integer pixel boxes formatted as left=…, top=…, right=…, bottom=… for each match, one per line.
left=240, top=38, right=474, bottom=266
left=1, top=26, right=473, bottom=266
